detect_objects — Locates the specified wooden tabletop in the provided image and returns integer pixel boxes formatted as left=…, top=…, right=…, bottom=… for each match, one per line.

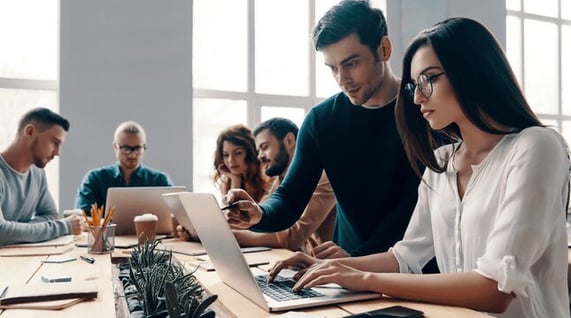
left=0, top=236, right=491, bottom=318
left=0, top=236, right=115, bottom=318
left=164, top=239, right=490, bottom=318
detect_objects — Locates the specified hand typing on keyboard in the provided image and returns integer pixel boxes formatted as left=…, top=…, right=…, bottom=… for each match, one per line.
left=255, top=275, right=324, bottom=302
left=268, top=252, right=373, bottom=293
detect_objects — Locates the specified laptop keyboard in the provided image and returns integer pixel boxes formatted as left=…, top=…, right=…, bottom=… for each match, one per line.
left=255, top=275, right=324, bottom=302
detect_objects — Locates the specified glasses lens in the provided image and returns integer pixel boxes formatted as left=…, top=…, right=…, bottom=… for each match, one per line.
left=119, top=145, right=144, bottom=154
left=418, top=75, right=432, bottom=97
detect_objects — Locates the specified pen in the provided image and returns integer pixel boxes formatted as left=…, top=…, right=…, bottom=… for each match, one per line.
left=221, top=202, right=239, bottom=211
left=80, top=255, right=95, bottom=264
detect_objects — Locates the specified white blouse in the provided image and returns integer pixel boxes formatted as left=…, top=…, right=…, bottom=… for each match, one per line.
left=392, top=127, right=570, bottom=318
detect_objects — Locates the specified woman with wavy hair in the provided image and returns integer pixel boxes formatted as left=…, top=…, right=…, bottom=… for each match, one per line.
left=213, top=124, right=268, bottom=202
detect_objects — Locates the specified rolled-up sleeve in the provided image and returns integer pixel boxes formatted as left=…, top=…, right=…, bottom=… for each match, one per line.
left=473, top=129, right=569, bottom=297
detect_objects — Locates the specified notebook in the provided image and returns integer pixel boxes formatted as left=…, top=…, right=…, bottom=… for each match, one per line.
left=176, top=192, right=380, bottom=312
left=0, top=282, right=98, bottom=306
left=1, top=235, right=75, bottom=248
left=106, top=186, right=186, bottom=235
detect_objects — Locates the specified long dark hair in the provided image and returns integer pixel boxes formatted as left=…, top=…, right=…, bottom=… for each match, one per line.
left=395, top=17, right=542, bottom=176
left=213, top=124, right=267, bottom=202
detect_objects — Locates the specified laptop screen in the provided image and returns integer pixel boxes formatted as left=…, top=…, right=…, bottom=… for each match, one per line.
left=106, top=186, right=186, bottom=235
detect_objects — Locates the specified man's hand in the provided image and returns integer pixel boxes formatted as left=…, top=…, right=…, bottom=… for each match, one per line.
left=311, top=241, right=350, bottom=259
left=225, top=189, right=263, bottom=229
left=66, top=214, right=82, bottom=235
left=176, top=225, right=192, bottom=241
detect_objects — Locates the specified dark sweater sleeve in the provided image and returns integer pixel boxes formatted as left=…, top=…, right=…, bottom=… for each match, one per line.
left=350, top=170, right=420, bottom=256
left=253, top=110, right=324, bottom=232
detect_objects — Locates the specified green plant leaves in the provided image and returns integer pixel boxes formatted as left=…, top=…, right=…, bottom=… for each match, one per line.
left=125, top=240, right=216, bottom=318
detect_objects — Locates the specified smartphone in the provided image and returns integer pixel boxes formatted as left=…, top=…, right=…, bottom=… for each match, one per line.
left=41, top=257, right=77, bottom=264
left=343, top=305, right=424, bottom=318
left=41, top=275, right=72, bottom=283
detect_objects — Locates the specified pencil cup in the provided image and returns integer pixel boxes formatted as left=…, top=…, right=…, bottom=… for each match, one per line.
left=134, top=213, right=158, bottom=245
left=87, top=224, right=116, bottom=254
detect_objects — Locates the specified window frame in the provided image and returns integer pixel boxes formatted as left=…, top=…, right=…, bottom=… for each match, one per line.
left=507, top=0, right=570, bottom=130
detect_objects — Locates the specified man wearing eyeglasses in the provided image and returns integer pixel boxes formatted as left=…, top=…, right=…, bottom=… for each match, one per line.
left=74, top=121, right=173, bottom=215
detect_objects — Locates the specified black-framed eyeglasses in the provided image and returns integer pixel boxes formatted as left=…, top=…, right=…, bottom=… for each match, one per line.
left=116, top=144, right=146, bottom=154
left=404, top=71, right=446, bottom=101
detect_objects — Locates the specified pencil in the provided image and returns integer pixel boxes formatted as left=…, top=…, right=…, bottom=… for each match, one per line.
left=102, top=206, right=115, bottom=227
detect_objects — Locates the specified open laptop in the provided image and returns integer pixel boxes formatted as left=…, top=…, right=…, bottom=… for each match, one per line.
left=176, top=192, right=380, bottom=312
left=106, top=186, right=186, bottom=236
left=161, top=192, right=199, bottom=241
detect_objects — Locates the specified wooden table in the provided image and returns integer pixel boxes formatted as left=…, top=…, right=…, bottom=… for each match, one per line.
left=0, top=237, right=491, bottom=318
left=161, top=239, right=491, bottom=318
left=0, top=238, right=115, bottom=318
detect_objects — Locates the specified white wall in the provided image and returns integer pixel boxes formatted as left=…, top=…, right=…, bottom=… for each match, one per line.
left=387, top=0, right=506, bottom=76
left=59, top=0, right=193, bottom=210
left=57, top=0, right=506, bottom=209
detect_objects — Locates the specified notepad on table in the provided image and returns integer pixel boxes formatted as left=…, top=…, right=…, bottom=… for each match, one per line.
left=0, top=281, right=98, bottom=306
left=1, top=235, right=76, bottom=248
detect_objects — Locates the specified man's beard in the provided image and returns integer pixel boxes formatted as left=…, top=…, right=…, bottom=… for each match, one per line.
left=265, top=143, right=289, bottom=177
left=31, top=139, right=49, bottom=168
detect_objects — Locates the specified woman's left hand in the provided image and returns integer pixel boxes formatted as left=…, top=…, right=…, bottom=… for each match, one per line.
left=292, top=260, right=370, bottom=292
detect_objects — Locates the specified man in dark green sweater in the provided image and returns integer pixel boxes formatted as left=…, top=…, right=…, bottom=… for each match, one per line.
left=227, top=0, right=424, bottom=260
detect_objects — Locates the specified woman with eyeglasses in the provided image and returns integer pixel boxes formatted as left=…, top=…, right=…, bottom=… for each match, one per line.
left=266, top=18, right=570, bottom=317
left=213, top=124, right=269, bottom=203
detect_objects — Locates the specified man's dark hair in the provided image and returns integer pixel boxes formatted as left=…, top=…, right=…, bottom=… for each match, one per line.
left=253, top=117, right=299, bottom=141
left=18, top=107, right=70, bottom=132
left=313, top=0, right=388, bottom=57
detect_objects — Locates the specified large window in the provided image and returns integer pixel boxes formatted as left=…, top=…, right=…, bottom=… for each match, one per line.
left=506, top=0, right=571, bottom=142
left=192, top=0, right=386, bottom=194
left=0, top=0, right=59, bottom=206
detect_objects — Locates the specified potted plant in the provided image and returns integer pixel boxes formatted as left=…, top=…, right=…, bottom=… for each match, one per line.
left=123, top=241, right=217, bottom=318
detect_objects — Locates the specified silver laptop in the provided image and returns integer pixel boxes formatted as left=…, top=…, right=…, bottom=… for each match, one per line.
left=176, top=192, right=380, bottom=312
left=106, top=186, right=186, bottom=235
left=161, top=192, right=199, bottom=241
